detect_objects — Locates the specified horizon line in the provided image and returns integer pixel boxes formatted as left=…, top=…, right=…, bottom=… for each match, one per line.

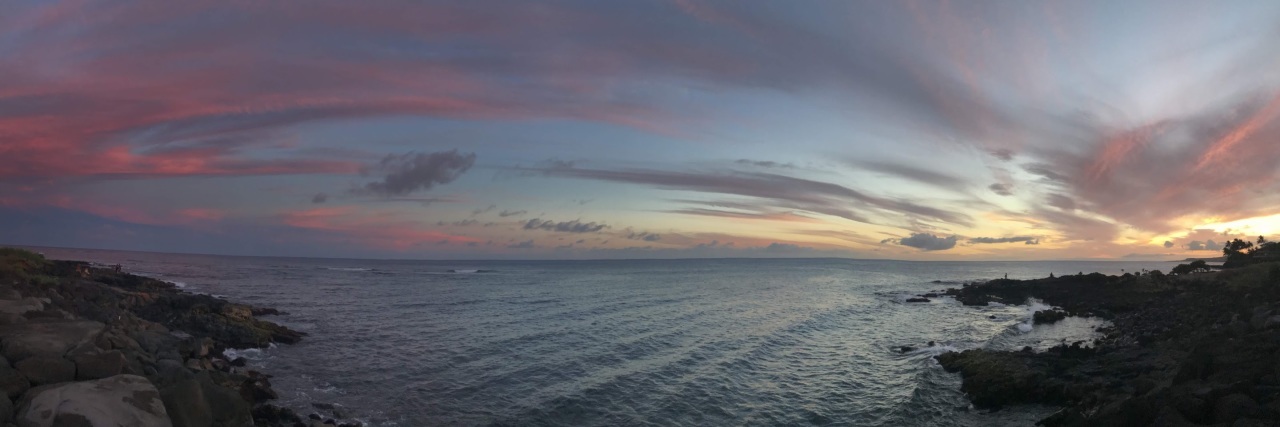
left=5, top=243, right=1187, bottom=264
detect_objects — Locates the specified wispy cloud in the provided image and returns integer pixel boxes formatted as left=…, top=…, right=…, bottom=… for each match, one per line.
left=523, top=218, right=610, bottom=233
left=528, top=164, right=971, bottom=228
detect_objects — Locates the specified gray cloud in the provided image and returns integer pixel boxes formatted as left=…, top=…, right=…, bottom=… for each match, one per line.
left=627, top=231, right=661, bottom=241
left=375, top=196, right=459, bottom=206
left=357, top=150, right=475, bottom=197
left=471, top=204, right=496, bottom=216
left=1164, top=241, right=1174, bottom=248
left=1022, top=163, right=1071, bottom=184
left=853, top=160, right=966, bottom=191
left=764, top=242, right=808, bottom=252
left=969, top=236, right=1039, bottom=245
left=1046, top=194, right=1076, bottom=211
left=1188, top=240, right=1219, bottom=251
left=988, top=149, right=1014, bottom=161
left=311, top=193, right=328, bottom=204
left=736, top=159, right=793, bottom=169
left=498, top=209, right=527, bottom=217
left=437, top=219, right=479, bottom=227
left=523, top=218, right=609, bottom=233
left=988, top=183, right=1012, bottom=196
left=508, top=240, right=535, bottom=249
left=894, top=233, right=958, bottom=251
left=667, top=207, right=811, bottom=222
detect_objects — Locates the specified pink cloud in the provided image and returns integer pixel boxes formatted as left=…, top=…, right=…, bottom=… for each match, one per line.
left=280, top=206, right=483, bottom=251
left=0, top=1, right=700, bottom=182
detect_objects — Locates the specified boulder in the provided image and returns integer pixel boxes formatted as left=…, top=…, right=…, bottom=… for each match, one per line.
left=251, top=404, right=302, bottom=425
left=16, top=374, right=172, bottom=427
left=1264, top=315, right=1280, bottom=329
left=0, top=299, right=43, bottom=317
left=14, top=357, right=74, bottom=386
left=240, top=376, right=277, bottom=403
left=0, top=320, right=104, bottom=362
left=159, top=379, right=211, bottom=427
left=0, top=366, right=28, bottom=400
left=1033, top=309, right=1068, bottom=325
left=1249, top=307, right=1272, bottom=330
left=1214, top=393, right=1260, bottom=424
left=195, top=372, right=253, bottom=427
left=73, top=350, right=128, bottom=380
left=179, top=337, right=214, bottom=359
left=0, top=393, right=11, bottom=424
left=1152, top=405, right=1198, bottom=427
left=0, top=299, right=42, bottom=327
left=905, top=297, right=930, bottom=303
left=130, top=331, right=180, bottom=356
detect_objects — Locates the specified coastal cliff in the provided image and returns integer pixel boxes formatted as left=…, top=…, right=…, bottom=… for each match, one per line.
left=0, top=247, right=349, bottom=427
left=933, top=262, right=1280, bottom=426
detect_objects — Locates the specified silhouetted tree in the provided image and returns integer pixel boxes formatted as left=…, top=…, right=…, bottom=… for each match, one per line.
left=1171, top=260, right=1210, bottom=275
left=1224, top=238, right=1254, bottom=257
left=1148, top=269, right=1166, bottom=284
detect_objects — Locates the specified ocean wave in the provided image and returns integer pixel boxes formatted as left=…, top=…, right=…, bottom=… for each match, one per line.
left=905, top=344, right=960, bottom=356
left=1016, top=299, right=1055, bottom=333
left=223, top=344, right=274, bottom=362
left=324, top=267, right=372, bottom=272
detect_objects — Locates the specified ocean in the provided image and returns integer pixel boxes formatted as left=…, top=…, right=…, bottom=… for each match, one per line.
left=28, top=247, right=1173, bottom=426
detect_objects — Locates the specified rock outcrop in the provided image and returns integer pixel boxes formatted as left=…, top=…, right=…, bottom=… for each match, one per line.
left=0, top=250, right=315, bottom=427
left=935, top=265, right=1280, bottom=426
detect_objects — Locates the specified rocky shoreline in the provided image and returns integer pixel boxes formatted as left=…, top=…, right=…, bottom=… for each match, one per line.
left=927, top=263, right=1280, bottom=426
left=0, top=248, right=355, bottom=426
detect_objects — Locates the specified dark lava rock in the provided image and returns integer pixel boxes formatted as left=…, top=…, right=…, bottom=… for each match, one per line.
left=253, top=404, right=303, bottom=425
left=1033, top=309, right=1068, bottom=324
left=252, top=307, right=284, bottom=316
left=0, top=365, right=29, bottom=400
left=905, top=297, right=930, bottom=303
left=935, top=349, right=1062, bottom=409
left=1214, top=393, right=1260, bottom=424
left=72, top=350, right=128, bottom=380
left=241, top=376, right=278, bottom=404
left=159, top=378, right=213, bottom=427
left=15, top=357, right=74, bottom=386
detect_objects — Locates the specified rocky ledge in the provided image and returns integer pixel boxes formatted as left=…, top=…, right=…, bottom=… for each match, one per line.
left=934, top=263, right=1280, bottom=426
left=0, top=248, right=353, bottom=427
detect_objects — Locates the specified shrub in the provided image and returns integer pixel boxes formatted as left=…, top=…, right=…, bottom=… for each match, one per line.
left=0, top=247, right=48, bottom=281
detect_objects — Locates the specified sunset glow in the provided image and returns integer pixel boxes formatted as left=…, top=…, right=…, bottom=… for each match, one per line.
left=3, top=0, right=1280, bottom=260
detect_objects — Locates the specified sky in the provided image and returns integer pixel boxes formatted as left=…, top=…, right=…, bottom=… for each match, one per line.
left=3, top=0, right=1280, bottom=260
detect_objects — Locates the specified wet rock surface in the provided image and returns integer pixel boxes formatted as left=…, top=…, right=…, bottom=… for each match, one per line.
left=0, top=252, right=321, bottom=426
left=935, top=266, right=1280, bottom=426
